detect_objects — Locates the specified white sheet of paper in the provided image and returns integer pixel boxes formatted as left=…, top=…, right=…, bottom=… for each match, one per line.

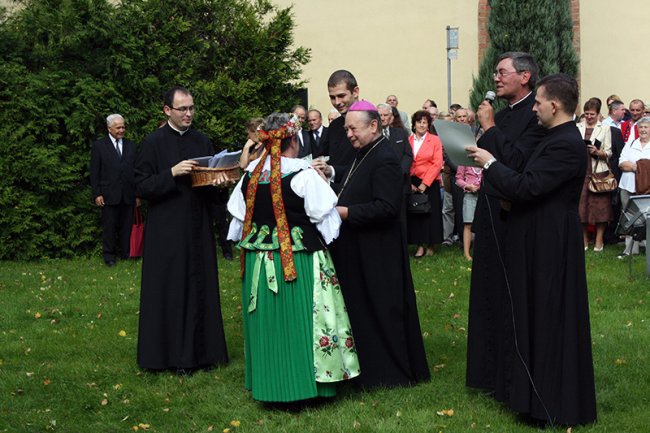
left=433, top=120, right=480, bottom=167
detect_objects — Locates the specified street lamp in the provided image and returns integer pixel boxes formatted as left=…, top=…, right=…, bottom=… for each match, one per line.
left=446, top=26, right=459, bottom=111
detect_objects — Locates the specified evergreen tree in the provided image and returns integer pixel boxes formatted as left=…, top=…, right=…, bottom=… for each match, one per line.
left=469, top=0, right=579, bottom=110
left=0, top=0, right=309, bottom=260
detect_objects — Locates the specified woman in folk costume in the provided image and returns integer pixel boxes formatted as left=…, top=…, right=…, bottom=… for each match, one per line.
left=227, top=113, right=360, bottom=403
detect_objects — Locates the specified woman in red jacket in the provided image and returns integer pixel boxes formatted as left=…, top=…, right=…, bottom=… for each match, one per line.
left=407, top=110, right=444, bottom=257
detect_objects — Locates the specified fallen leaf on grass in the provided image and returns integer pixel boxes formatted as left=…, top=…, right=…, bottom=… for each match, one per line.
left=222, top=429, right=230, bottom=433
left=615, top=357, right=626, bottom=365
left=43, top=378, right=51, bottom=386
left=395, top=410, right=402, bottom=417
left=34, top=312, right=41, bottom=319
left=433, top=364, right=446, bottom=372
left=101, top=399, right=108, bottom=406
left=230, top=420, right=241, bottom=427
left=207, top=426, right=214, bottom=432
left=118, top=330, right=127, bottom=337
left=353, top=420, right=361, bottom=428
left=436, top=408, right=455, bottom=417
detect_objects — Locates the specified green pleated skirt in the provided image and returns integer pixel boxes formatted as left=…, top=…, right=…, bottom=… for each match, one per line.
left=242, top=249, right=359, bottom=402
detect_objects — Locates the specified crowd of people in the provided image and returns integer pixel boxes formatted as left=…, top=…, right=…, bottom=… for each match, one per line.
left=88, top=49, right=650, bottom=427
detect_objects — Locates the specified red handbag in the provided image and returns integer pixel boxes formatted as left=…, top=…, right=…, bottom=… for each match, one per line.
left=129, top=206, right=144, bottom=258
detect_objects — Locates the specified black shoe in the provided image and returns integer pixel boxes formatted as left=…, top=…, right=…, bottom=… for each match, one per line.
left=105, top=260, right=116, bottom=267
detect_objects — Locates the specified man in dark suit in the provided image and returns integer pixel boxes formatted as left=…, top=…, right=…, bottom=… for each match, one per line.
left=377, top=103, right=413, bottom=188
left=90, top=114, right=137, bottom=266
left=378, top=103, right=413, bottom=237
left=291, top=104, right=313, bottom=158
left=307, top=109, right=328, bottom=157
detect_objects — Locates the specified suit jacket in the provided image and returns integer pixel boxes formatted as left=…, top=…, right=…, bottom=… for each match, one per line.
left=317, top=115, right=356, bottom=167
left=90, top=135, right=136, bottom=205
left=308, top=126, right=328, bottom=157
left=296, top=129, right=313, bottom=158
left=409, top=132, right=443, bottom=187
left=609, top=126, right=625, bottom=180
left=386, top=127, right=413, bottom=193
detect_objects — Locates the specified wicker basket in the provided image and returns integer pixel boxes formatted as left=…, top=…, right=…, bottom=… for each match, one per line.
left=190, top=166, right=241, bottom=188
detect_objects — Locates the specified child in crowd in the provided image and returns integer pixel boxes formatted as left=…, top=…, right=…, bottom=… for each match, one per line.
left=455, top=165, right=483, bottom=261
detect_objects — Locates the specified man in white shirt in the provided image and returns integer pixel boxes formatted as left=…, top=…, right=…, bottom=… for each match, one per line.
left=386, top=94, right=410, bottom=129
left=602, top=100, right=625, bottom=129
left=90, top=114, right=137, bottom=266
left=307, top=109, right=327, bottom=156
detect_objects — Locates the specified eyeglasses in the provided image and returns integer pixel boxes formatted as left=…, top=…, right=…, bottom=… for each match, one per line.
left=170, top=105, right=196, bottom=113
left=493, top=70, right=521, bottom=79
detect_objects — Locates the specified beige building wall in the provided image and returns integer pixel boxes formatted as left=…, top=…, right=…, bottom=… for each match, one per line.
left=274, top=0, right=479, bottom=120
left=276, top=0, right=650, bottom=118
left=579, top=0, right=650, bottom=109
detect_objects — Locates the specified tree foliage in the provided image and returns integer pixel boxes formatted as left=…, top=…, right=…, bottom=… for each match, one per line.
left=469, top=0, right=579, bottom=110
left=0, top=0, right=309, bottom=260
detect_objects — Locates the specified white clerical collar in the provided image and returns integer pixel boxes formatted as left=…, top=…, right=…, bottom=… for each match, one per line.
left=167, top=121, right=189, bottom=136
left=509, top=91, right=532, bottom=109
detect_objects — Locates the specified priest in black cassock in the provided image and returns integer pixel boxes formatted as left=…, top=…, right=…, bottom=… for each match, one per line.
left=315, top=70, right=359, bottom=170
left=135, top=86, right=229, bottom=373
left=327, top=100, right=430, bottom=389
left=467, top=74, right=597, bottom=426
left=466, top=52, right=545, bottom=391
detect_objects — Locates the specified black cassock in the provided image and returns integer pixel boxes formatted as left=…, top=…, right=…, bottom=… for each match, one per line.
left=135, top=124, right=228, bottom=370
left=467, top=92, right=545, bottom=389
left=331, top=136, right=430, bottom=388
left=484, top=121, right=597, bottom=425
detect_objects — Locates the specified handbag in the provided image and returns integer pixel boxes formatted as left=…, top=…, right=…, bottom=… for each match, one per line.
left=634, top=159, right=650, bottom=195
left=129, top=206, right=144, bottom=258
left=588, top=159, right=618, bottom=194
left=408, top=192, right=431, bottom=214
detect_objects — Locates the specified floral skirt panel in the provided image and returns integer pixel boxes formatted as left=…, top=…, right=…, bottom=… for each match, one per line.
left=241, top=249, right=360, bottom=402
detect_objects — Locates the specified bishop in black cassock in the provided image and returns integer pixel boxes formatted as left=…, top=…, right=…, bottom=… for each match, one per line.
left=330, top=103, right=430, bottom=389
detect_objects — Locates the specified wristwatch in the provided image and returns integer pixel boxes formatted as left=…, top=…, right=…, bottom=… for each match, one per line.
left=483, top=157, right=497, bottom=170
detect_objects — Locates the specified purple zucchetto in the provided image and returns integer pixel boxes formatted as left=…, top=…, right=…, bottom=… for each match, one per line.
left=348, top=100, right=378, bottom=112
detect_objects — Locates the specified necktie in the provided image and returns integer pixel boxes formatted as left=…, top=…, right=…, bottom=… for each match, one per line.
left=115, top=140, right=122, bottom=158
left=383, top=128, right=390, bottom=139
left=313, top=130, right=320, bottom=146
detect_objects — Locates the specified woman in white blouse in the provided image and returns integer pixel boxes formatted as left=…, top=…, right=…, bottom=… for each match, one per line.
left=618, top=116, right=650, bottom=258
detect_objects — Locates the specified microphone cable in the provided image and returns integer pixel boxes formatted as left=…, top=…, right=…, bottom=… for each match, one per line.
left=483, top=189, right=555, bottom=427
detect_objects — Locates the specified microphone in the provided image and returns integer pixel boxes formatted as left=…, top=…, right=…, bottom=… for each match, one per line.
left=484, top=91, right=496, bottom=104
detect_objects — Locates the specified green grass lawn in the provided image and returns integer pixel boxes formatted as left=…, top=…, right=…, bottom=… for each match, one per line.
left=1, top=245, right=649, bottom=433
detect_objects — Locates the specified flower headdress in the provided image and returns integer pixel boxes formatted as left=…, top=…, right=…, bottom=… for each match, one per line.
left=241, top=113, right=301, bottom=282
